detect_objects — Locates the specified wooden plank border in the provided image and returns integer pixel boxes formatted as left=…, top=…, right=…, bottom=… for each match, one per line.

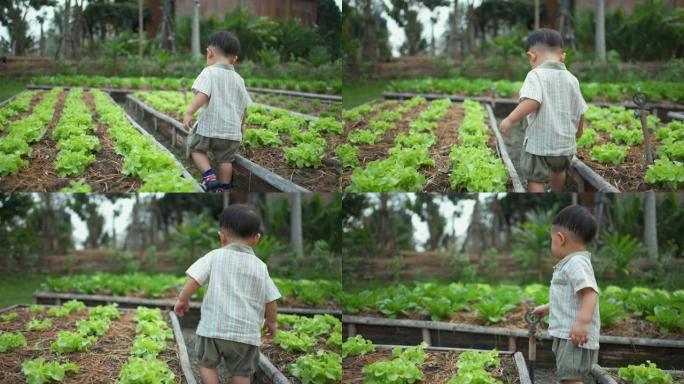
left=570, top=157, right=621, bottom=193
left=257, top=353, right=292, bottom=384
left=484, top=103, right=525, bottom=192
left=125, top=95, right=310, bottom=193
left=343, top=315, right=684, bottom=349
left=592, top=364, right=619, bottom=384
left=168, top=311, right=199, bottom=384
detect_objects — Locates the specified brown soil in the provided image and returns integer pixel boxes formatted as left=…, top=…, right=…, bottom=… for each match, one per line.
left=82, top=91, right=141, bottom=192
left=357, top=303, right=684, bottom=340
left=260, top=320, right=340, bottom=384
left=0, top=90, right=143, bottom=192
left=0, top=90, right=69, bottom=192
left=576, top=130, right=663, bottom=191
left=342, top=349, right=520, bottom=384
left=0, top=307, right=183, bottom=383
left=0, top=91, right=46, bottom=135
left=611, top=371, right=684, bottom=384
left=278, top=297, right=340, bottom=310
left=140, top=97, right=342, bottom=192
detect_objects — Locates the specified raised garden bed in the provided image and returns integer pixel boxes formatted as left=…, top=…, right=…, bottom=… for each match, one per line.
left=341, top=282, right=684, bottom=369
left=384, top=77, right=684, bottom=120
left=0, top=303, right=196, bottom=383
left=250, top=92, right=342, bottom=118
left=342, top=340, right=530, bottom=384
left=0, top=88, right=199, bottom=192
left=592, top=362, right=684, bottom=384
left=125, top=92, right=344, bottom=192
left=574, top=105, right=684, bottom=191
left=340, top=97, right=523, bottom=192
left=258, top=313, right=341, bottom=384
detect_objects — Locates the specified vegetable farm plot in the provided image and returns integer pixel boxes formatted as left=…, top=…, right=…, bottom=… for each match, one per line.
left=340, top=97, right=521, bottom=192
left=36, top=273, right=341, bottom=311
left=342, top=339, right=530, bottom=384
left=0, top=303, right=194, bottom=383
left=575, top=105, right=684, bottom=191
left=593, top=362, right=684, bottom=384
left=130, top=91, right=343, bottom=191
left=342, top=283, right=684, bottom=369
left=0, top=87, right=198, bottom=192
left=386, top=77, right=684, bottom=108
left=259, top=313, right=342, bottom=383
left=30, top=75, right=342, bottom=96
left=250, top=93, right=342, bottom=119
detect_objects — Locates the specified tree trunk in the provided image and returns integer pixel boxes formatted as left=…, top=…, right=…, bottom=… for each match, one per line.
left=377, top=193, right=395, bottom=257
left=191, top=0, right=200, bottom=56
left=596, top=0, right=606, bottom=62
left=43, top=193, right=56, bottom=256
left=62, top=0, right=71, bottom=58
left=534, top=0, right=540, bottom=29
left=139, top=0, right=145, bottom=62
left=445, top=0, right=459, bottom=57
left=361, top=0, right=377, bottom=61
left=290, top=194, right=303, bottom=256
left=644, top=192, right=658, bottom=258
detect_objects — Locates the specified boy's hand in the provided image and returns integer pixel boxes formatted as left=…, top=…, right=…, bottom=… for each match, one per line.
left=174, top=299, right=190, bottom=317
left=263, top=321, right=277, bottom=339
left=569, top=320, right=589, bottom=346
left=500, top=118, right=513, bottom=136
left=183, top=113, right=193, bottom=131
left=533, top=303, right=550, bottom=318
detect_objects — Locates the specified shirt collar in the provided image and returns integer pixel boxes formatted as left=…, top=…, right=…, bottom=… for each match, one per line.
left=223, top=242, right=255, bottom=255
left=213, top=63, right=235, bottom=71
left=538, top=60, right=566, bottom=71
left=554, top=250, right=591, bottom=270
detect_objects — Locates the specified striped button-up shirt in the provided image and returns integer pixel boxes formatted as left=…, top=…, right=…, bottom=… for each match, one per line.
left=187, top=243, right=281, bottom=346
left=548, top=251, right=601, bottom=350
left=519, top=60, right=588, bottom=156
left=192, top=63, right=252, bottom=141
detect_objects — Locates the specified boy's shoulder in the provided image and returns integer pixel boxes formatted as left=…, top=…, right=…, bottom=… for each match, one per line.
left=560, top=252, right=594, bottom=272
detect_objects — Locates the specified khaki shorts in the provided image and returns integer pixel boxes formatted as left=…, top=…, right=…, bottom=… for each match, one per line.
left=552, top=337, right=598, bottom=383
left=188, top=128, right=240, bottom=163
left=520, top=150, right=572, bottom=183
left=195, top=335, right=260, bottom=375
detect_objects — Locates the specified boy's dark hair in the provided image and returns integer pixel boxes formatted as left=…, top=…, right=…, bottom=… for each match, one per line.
left=220, top=204, right=261, bottom=238
left=526, top=28, right=564, bottom=51
left=208, top=31, right=240, bottom=56
left=552, top=205, right=597, bottom=244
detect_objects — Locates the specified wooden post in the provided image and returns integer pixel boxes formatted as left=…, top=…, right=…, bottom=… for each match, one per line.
left=639, top=109, right=654, bottom=164
left=422, top=328, right=431, bottom=346
left=348, top=323, right=357, bottom=337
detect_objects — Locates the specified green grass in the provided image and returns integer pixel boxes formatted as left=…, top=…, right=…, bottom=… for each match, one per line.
left=0, top=276, right=45, bottom=309
left=342, top=78, right=386, bottom=109
left=0, top=77, right=30, bottom=103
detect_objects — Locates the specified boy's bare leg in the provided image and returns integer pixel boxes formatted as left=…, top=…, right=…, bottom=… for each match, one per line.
left=199, top=367, right=219, bottom=384
left=528, top=180, right=546, bottom=192
left=218, top=162, right=233, bottom=184
left=232, top=375, right=251, bottom=384
left=192, top=151, right=212, bottom=173
left=551, top=171, right=566, bottom=192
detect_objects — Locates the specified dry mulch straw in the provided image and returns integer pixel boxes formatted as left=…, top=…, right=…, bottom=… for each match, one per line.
left=0, top=307, right=184, bottom=383
left=342, top=349, right=520, bottom=384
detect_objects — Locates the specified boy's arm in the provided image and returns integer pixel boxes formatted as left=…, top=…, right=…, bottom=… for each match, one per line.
left=576, top=114, right=585, bottom=139
left=569, top=287, right=598, bottom=346
left=174, top=275, right=201, bottom=317
left=183, top=92, right=209, bottom=130
left=500, top=98, right=541, bottom=135
left=263, top=300, right=278, bottom=338
left=533, top=303, right=550, bottom=317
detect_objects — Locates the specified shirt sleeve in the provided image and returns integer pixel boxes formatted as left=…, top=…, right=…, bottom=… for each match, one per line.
left=565, top=257, right=599, bottom=294
left=577, top=86, right=588, bottom=115
left=192, top=68, right=212, bottom=98
left=241, top=82, right=252, bottom=109
left=186, top=254, right=211, bottom=286
left=519, top=71, right=543, bottom=104
left=264, top=271, right=281, bottom=303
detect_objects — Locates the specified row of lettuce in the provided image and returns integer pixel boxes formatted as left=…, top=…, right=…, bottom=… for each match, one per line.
left=30, top=75, right=342, bottom=95
left=0, top=301, right=178, bottom=383
left=0, top=88, right=197, bottom=192
left=41, top=273, right=341, bottom=308
left=387, top=77, right=684, bottom=104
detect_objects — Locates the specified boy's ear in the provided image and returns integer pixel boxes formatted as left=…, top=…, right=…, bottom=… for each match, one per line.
left=526, top=51, right=535, bottom=62
left=560, top=52, right=566, bottom=63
